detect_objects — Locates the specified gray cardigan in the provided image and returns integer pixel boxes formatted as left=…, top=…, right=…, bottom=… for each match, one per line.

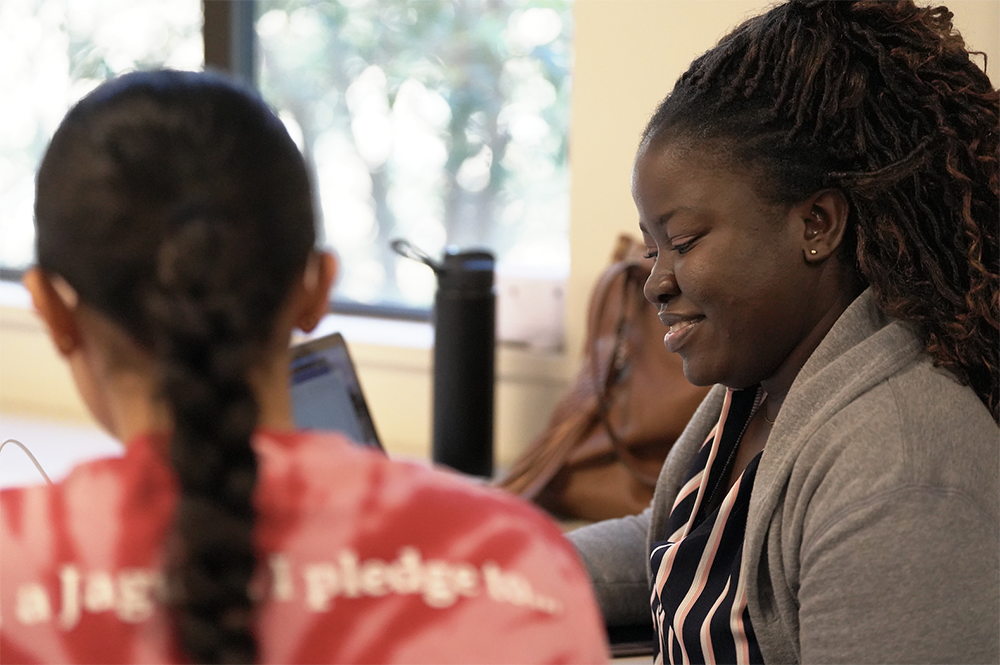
left=569, top=290, right=1000, bottom=663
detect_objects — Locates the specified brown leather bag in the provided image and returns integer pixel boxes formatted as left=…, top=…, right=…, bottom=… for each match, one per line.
left=496, top=235, right=710, bottom=521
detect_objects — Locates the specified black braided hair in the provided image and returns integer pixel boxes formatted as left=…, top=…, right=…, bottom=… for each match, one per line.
left=34, top=70, right=316, bottom=663
left=642, top=0, right=999, bottom=422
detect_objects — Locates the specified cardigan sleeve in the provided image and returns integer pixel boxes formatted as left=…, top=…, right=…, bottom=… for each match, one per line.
left=567, top=508, right=653, bottom=627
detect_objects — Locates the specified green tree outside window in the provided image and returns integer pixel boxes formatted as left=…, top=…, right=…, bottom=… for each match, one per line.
left=256, top=0, right=573, bottom=311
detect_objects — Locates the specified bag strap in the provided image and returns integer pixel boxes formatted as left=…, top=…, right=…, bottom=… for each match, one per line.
left=589, top=260, right=664, bottom=488
left=496, top=390, right=601, bottom=498
left=496, top=240, right=640, bottom=498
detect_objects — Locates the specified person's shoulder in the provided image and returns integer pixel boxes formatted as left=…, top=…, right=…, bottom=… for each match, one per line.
left=379, top=452, right=575, bottom=543
left=889, top=354, right=998, bottom=436
left=411, top=462, right=570, bottom=532
left=797, top=355, right=998, bottom=521
left=253, top=430, right=610, bottom=663
left=824, top=352, right=997, bottom=457
left=808, top=346, right=996, bottom=447
left=1, top=449, right=131, bottom=516
left=256, top=428, right=572, bottom=542
left=0, top=451, right=144, bottom=630
left=888, top=356, right=998, bottom=506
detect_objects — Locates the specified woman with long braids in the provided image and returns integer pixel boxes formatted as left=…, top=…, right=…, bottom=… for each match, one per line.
left=569, top=1, right=998, bottom=662
left=0, top=70, right=608, bottom=663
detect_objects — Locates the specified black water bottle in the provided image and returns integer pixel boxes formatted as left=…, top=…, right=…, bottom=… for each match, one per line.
left=432, top=249, right=495, bottom=477
left=390, top=240, right=496, bottom=477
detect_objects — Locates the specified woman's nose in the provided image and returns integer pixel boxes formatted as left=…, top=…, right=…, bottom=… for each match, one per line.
left=643, top=259, right=678, bottom=305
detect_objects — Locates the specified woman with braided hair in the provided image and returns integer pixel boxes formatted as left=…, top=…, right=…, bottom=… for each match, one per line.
left=569, top=1, right=999, bottom=662
left=0, top=70, right=608, bottom=663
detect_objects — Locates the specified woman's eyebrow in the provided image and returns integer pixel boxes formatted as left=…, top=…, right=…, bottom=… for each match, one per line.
left=656, top=206, right=696, bottom=230
left=640, top=206, right=697, bottom=235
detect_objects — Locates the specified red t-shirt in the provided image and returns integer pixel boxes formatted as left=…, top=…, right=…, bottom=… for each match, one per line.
left=0, top=430, right=609, bottom=663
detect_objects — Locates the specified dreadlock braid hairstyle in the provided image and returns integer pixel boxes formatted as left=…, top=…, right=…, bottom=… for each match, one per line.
left=642, top=0, right=999, bottom=422
left=34, top=70, right=316, bottom=663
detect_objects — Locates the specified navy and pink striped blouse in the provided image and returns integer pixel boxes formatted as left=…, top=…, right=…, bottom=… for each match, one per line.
left=650, top=386, right=765, bottom=665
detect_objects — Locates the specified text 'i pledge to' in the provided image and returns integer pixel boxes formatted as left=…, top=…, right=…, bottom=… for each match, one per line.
left=288, top=548, right=564, bottom=613
left=3, top=546, right=564, bottom=630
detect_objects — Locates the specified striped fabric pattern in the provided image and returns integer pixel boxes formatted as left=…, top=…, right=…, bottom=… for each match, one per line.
left=650, top=387, right=765, bottom=665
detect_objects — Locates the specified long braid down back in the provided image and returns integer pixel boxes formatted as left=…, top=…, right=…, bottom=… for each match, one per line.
left=34, top=71, right=317, bottom=662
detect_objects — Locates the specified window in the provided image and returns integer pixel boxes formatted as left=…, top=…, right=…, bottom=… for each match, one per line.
left=2, top=0, right=572, bottom=320
left=255, top=0, right=573, bottom=315
left=0, top=0, right=203, bottom=276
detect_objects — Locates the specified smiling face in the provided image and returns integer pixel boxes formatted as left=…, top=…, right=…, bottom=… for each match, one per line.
left=634, top=139, right=838, bottom=390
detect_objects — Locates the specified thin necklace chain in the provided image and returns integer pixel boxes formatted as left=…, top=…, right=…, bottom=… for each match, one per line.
left=702, top=388, right=766, bottom=516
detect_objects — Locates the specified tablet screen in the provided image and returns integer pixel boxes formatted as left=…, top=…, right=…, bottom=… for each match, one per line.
left=289, top=333, right=383, bottom=451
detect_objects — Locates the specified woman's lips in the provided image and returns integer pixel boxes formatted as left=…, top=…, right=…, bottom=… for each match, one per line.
left=661, top=316, right=703, bottom=353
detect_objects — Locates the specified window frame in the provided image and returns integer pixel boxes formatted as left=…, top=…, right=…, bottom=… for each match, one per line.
left=203, top=0, right=255, bottom=83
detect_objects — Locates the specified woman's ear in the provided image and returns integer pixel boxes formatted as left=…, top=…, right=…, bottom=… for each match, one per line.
left=295, top=251, right=338, bottom=333
left=798, top=189, right=850, bottom=262
left=23, top=268, right=82, bottom=357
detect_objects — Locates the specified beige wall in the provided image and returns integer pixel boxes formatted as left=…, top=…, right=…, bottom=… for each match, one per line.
left=2, top=0, right=997, bottom=465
